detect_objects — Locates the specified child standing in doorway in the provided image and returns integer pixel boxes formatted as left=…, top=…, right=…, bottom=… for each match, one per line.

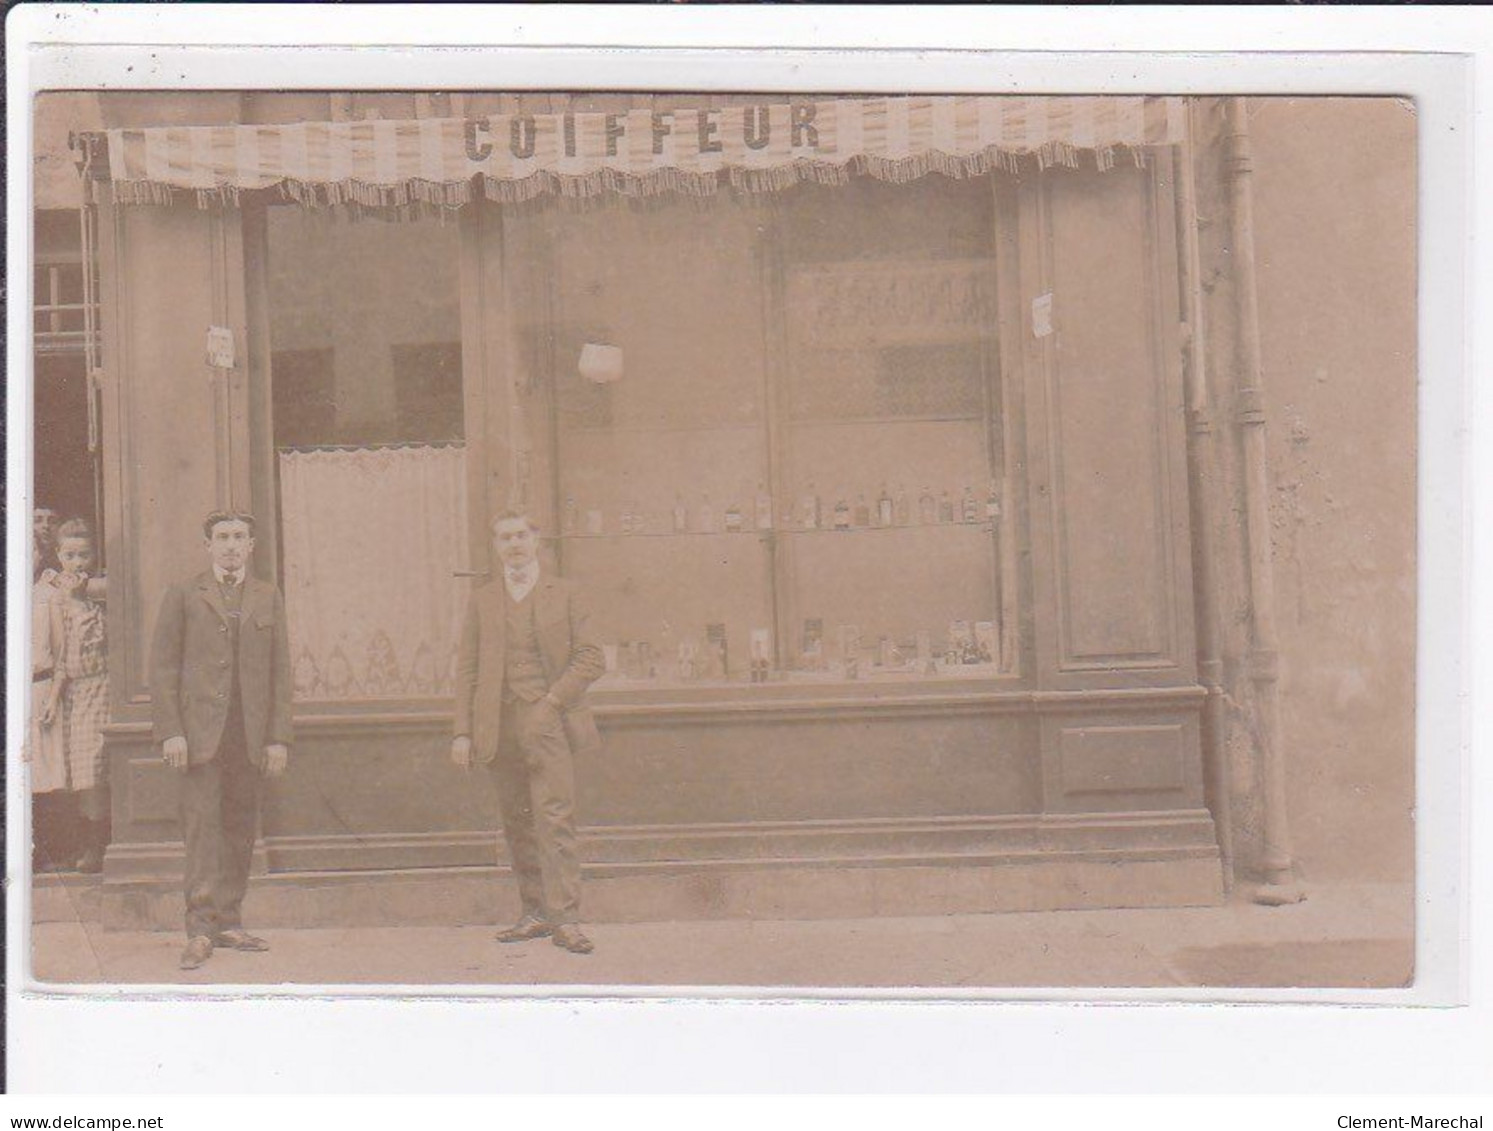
left=27, top=507, right=70, bottom=870
left=40, top=519, right=110, bottom=873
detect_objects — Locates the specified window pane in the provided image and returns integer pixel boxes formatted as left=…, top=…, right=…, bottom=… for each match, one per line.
left=776, top=177, right=1007, bottom=676
left=549, top=200, right=772, bottom=683
left=266, top=206, right=466, bottom=701
left=267, top=207, right=461, bottom=447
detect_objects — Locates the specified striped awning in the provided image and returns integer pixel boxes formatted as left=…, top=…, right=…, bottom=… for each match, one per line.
left=77, top=95, right=1186, bottom=209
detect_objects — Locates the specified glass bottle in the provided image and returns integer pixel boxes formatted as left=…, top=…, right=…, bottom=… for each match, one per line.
left=801, top=483, right=820, bottom=530
left=961, top=485, right=978, bottom=524
left=853, top=493, right=871, bottom=528
left=894, top=485, right=910, bottom=527
left=725, top=498, right=744, bottom=534
left=877, top=483, right=893, bottom=528
left=939, top=490, right=955, bottom=524
left=919, top=486, right=937, bottom=525
left=985, top=479, right=1002, bottom=520
left=563, top=495, right=578, bottom=535
left=833, top=497, right=851, bottom=530
left=673, top=493, right=690, bottom=534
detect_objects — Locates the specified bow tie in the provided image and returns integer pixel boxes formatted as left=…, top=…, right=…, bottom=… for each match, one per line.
left=220, top=572, right=241, bottom=587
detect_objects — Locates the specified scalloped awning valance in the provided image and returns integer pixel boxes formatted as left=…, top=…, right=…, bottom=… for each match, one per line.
left=77, top=95, right=1186, bottom=209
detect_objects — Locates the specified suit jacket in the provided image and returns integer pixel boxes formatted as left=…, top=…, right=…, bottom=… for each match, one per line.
left=454, top=573, right=605, bottom=762
left=150, top=570, right=293, bottom=769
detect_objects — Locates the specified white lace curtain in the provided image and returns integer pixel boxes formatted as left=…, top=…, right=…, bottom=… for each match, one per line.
left=278, top=444, right=469, bottom=701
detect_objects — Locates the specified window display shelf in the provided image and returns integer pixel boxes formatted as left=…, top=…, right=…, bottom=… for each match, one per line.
left=592, top=663, right=1005, bottom=693
left=556, top=522, right=998, bottom=541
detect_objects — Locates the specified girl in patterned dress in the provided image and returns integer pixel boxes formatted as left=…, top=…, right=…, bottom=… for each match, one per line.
left=41, top=519, right=110, bottom=873
left=27, top=507, right=70, bottom=870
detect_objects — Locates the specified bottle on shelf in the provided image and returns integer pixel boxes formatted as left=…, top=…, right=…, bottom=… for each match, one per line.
left=706, top=622, right=729, bottom=681
left=894, top=485, right=910, bottom=527
left=938, top=489, right=956, bottom=525
left=833, top=497, right=851, bottom=531
left=877, top=483, right=894, bottom=528
left=755, top=482, right=773, bottom=531
left=563, top=495, right=579, bottom=536
left=673, top=493, right=690, bottom=534
left=853, top=493, right=871, bottom=528
left=919, top=486, right=937, bottom=525
left=800, top=483, right=821, bottom=530
left=801, top=617, right=825, bottom=671
left=620, top=502, right=634, bottom=536
left=698, top=493, right=717, bottom=534
left=750, top=628, right=772, bottom=684
left=725, top=498, right=744, bottom=534
left=985, top=479, right=1002, bottom=521
left=961, top=485, right=979, bottom=524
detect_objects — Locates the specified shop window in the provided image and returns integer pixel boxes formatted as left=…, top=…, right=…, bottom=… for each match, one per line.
left=535, top=175, right=1013, bottom=688
left=270, top=348, right=336, bottom=449
left=266, top=206, right=467, bottom=702
left=392, top=341, right=464, bottom=444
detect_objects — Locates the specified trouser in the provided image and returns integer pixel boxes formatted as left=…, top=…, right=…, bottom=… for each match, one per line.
left=487, top=697, right=581, bottom=925
left=179, top=721, right=260, bottom=939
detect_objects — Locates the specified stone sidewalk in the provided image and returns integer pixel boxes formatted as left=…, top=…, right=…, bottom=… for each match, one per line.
left=24, top=880, right=1413, bottom=991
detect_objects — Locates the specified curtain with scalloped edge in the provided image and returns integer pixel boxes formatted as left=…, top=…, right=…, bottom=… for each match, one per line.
left=278, top=444, right=468, bottom=701
left=78, top=96, right=1186, bottom=210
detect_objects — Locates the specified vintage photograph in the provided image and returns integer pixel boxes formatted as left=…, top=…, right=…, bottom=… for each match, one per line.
left=23, top=89, right=1416, bottom=989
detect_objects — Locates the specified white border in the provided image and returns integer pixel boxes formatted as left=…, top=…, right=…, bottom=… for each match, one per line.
left=5, top=5, right=1485, bottom=1094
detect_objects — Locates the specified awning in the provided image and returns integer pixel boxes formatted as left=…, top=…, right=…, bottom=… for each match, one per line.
left=77, top=95, right=1186, bottom=209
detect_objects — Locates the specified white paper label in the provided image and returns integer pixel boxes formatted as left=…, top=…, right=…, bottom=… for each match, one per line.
left=1031, top=293, right=1054, bottom=339
left=206, top=325, right=236, bottom=369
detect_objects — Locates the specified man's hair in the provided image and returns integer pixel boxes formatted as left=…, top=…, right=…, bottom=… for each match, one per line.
left=490, top=509, right=540, bottom=534
left=54, top=518, right=93, bottom=547
left=203, top=510, right=257, bottom=538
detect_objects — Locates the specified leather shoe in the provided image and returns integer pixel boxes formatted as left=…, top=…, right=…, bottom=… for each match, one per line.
left=551, top=924, right=594, bottom=954
left=179, top=935, right=213, bottom=970
left=212, top=928, right=270, bottom=952
left=495, top=915, right=552, bottom=943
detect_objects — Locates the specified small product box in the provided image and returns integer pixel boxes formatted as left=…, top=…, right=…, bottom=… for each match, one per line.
left=838, top=624, right=862, bottom=679
left=974, top=621, right=998, bottom=665
left=915, top=629, right=935, bottom=674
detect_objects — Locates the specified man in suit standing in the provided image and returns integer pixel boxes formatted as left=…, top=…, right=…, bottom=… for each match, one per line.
left=452, top=510, right=605, bottom=954
left=151, top=511, right=291, bottom=971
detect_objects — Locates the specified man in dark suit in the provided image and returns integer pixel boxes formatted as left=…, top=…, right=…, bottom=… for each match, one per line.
left=151, top=511, right=292, bottom=971
left=452, top=510, right=605, bottom=954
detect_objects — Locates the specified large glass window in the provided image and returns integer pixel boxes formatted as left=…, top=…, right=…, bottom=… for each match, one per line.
left=534, top=175, right=1014, bottom=689
left=266, top=207, right=467, bottom=703
left=547, top=198, right=773, bottom=683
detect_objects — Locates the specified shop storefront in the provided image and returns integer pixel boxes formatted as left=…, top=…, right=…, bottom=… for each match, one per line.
left=77, top=94, right=1224, bottom=926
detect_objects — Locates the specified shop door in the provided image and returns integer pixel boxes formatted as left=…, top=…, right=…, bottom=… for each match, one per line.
left=1004, top=162, right=1206, bottom=817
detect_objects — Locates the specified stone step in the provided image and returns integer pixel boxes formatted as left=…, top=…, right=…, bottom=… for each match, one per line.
left=97, top=854, right=1224, bottom=932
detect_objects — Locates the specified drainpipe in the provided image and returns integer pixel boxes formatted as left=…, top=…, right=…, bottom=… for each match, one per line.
left=1226, top=97, right=1305, bottom=905
left=1174, top=99, right=1234, bottom=890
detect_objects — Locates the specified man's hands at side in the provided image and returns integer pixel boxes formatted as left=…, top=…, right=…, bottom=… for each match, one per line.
left=162, top=735, right=189, bottom=771
left=451, top=735, right=473, bottom=769
left=161, top=738, right=289, bottom=775
left=263, top=743, right=289, bottom=778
